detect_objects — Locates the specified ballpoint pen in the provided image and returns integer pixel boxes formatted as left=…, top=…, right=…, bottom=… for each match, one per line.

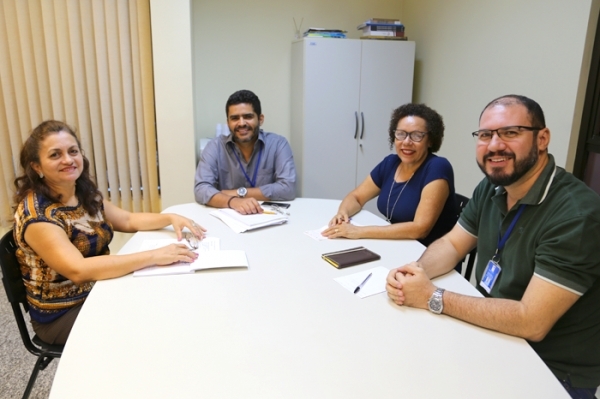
left=354, top=272, right=372, bottom=294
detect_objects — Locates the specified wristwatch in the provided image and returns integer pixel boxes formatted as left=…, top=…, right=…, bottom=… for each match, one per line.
left=427, top=288, right=445, bottom=315
left=237, top=187, right=247, bottom=198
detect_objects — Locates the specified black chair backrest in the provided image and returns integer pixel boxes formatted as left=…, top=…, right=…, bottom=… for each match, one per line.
left=455, top=193, right=470, bottom=217
left=454, top=194, right=477, bottom=281
left=1, top=229, right=63, bottom=399
left=0, top=230, right=28, bottom=306
left=0, top=230, right=39, bottom=353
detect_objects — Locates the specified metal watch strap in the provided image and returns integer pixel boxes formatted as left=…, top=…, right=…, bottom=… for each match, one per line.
left=428, top=288, right=445, bottom=315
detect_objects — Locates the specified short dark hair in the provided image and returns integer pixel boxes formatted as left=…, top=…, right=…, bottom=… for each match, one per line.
left=226, top=90, right=262, bottom=117
left=388, top=103, right=445, bottom=152
left=13, top=120, right=103, bottom=216
left=480, top=94, right=546, bottom=128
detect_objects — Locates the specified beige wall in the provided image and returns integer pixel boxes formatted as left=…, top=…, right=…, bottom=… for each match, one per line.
left=153, top=0, right=599, bottom=203
left=150, top=0, right=196, bottom=209
left=403, top=0, right=599, bottom=195
left=190, top=0, right=404, bottom=155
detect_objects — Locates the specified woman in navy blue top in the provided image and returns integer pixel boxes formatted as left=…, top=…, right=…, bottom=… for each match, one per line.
left=322, top=103, right=457, bottom=247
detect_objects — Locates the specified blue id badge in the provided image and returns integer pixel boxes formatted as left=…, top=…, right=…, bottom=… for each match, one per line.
left=479, top=260, right=501, bottom=294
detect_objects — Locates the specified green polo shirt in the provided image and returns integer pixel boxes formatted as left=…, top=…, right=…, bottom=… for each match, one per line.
left=459, top=154, right=600, bottom=388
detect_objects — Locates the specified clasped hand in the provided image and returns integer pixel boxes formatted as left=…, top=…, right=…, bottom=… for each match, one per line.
left=386, top=262, right=436, bottom=309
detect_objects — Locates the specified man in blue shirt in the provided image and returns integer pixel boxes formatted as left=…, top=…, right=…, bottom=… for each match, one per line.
left=194, top=90, right=296, bottom=214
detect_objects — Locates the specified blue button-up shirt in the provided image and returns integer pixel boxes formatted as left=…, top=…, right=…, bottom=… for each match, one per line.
left=194, top=130, right=296, bottom=204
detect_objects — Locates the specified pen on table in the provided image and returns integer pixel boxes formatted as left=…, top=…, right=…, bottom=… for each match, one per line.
left=354, top=272, right=372, bottom=294
left=262, top=210, right=277, bottom=215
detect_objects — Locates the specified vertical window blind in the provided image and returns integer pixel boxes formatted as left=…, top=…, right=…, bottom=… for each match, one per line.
left=0, top=0, right=160, bottom=228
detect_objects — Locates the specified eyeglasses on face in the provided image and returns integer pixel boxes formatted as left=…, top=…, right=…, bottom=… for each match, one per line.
left=471, top=126, right=544, bottom=142
left=394, top=130, right=428, bottom=142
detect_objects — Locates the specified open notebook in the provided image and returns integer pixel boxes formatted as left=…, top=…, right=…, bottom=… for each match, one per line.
left=133, top=238, right=248, bottom=277
left=210, top=209, right=288, bottom=233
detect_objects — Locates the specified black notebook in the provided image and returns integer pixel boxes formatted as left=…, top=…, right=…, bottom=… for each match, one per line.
left=321, top=246, right=381, bottom=269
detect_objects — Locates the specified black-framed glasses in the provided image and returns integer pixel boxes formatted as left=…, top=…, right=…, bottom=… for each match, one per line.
left=471, top=126, right=544, bottom=142
left=394, top=130, right=428, bottom=142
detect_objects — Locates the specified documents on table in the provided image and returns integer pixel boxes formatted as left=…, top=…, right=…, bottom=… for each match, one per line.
left=133, top=238, right=248, bottom=277
left=334, top=266, right=389, bottom=298
left=304, top=225, right=328, bottom=241
left=210, top=209, right=288, bottom=233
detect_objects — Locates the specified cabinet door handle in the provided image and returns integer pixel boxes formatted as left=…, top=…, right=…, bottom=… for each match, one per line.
left=360, top=112, right=365, bottom=139
left=354, top=111, right=359, bottom=139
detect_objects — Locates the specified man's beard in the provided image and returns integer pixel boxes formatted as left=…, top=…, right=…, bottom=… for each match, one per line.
left=477, top=141, right=539, bottom=186
left=233, top=125, right=259, bottom=144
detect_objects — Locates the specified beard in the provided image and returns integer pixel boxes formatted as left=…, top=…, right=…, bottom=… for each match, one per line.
left=233, top=124, right=259, bottom=144
left=477, top=140, right=539, bottom=186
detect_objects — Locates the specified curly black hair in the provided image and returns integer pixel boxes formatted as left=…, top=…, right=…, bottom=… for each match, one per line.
left=388, top=103, right=445, bottom=152
left=226, top=89, right=262, bottom=117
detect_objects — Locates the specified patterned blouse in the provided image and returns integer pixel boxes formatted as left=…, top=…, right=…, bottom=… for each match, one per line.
left=14, top=191, right=113, bottom=323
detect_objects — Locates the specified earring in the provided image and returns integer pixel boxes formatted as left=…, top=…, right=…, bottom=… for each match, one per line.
left=39, top=173, right=44, bottom=179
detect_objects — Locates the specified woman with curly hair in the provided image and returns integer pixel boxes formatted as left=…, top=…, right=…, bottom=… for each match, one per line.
left=323, top=103, right=457, bottom=247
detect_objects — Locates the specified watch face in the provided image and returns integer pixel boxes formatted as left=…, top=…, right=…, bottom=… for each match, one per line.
left=237, top=187, right=247, bottom=197
left=429, top=298, right=442, bottom=313
left=428, top=289, right=444, bottom=314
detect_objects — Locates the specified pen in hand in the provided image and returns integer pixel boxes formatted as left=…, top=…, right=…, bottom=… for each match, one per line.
left=354, top=272, right=372, bottom=294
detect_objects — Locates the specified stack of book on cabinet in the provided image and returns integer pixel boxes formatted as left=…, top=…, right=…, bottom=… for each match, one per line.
left=357, top=18, right=406, bottom=40
left=303, top=28, right=347, bottom=39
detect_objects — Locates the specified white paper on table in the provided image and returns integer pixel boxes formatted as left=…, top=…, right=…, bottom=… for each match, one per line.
left=133, top=237, right=223, bottom=277
left=334, top=266, right=389, bottom=298
left=210, top=211, right=248, bottom=233
left=210, top=209, right=288, bottom=233
left=197, top=237, right=221, bottom=251
left=304, top=225, right=329, bottom=241
left=191, top=250, right=248, bottom=271
left=304, top=221, right=364, bottom=241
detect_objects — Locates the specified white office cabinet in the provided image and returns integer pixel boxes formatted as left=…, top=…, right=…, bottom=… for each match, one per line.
left=291, top=38, right=415, bottom=213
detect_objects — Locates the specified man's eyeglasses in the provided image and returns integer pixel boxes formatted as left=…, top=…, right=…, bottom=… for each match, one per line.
left=472, top=126, right=544, bottom=142
left=394, top=130, right=428, bottom=142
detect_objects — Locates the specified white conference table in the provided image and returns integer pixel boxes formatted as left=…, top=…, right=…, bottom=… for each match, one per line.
left=49, top=198, right=568, bottom=398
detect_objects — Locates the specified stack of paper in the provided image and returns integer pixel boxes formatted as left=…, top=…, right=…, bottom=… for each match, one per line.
left=210, top=209, right=288, bottom=233
left=303, top=28, right=347, bottom=38
left=357, top=18, right=406, bottom=40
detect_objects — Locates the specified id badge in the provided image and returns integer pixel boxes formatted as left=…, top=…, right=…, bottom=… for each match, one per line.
left=479, top=260, right=501, bottom=294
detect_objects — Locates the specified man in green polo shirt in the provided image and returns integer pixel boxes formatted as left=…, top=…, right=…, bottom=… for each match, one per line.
left=386, top=94, right=600, bottom=398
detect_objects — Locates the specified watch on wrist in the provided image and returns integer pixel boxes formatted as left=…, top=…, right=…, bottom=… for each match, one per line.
left=427, top=288, right=445, bottom=315
left=237, top=187, right=247, bottom=198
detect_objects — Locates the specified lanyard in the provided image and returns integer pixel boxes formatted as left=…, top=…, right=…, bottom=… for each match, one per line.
left=493, top=204, right=526, bottom=262
left=232, top=144, right=263, bottom=188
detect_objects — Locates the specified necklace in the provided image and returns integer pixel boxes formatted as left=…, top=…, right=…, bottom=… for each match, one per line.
left=385, top=172, right=413, bottom=223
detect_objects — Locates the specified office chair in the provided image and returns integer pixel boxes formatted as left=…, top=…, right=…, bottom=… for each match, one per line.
left=455, top=194, right=477, bottom=281
left=0, top=230, right=64, bottom=399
